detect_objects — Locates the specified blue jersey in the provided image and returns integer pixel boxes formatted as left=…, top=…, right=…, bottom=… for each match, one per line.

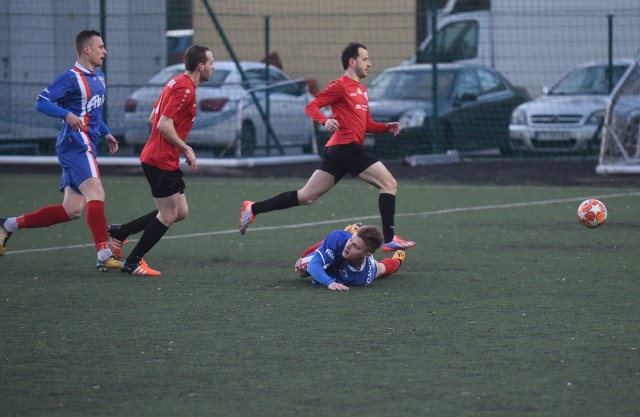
left=36, top=63, right=109, bottom=157
left=307, top=230, right=378, bottom=287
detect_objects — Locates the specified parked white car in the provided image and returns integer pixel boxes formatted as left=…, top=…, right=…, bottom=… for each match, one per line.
left=509, top=59, right=633, bottom=154
left=124, top=62, right=315, bottom=157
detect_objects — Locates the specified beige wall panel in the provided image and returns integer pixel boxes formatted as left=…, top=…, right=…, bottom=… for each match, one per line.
left=193, top=0, right=415, bottom=89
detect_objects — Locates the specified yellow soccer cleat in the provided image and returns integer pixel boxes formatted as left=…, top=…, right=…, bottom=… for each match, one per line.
left=344, top=222, right=363, bottom=234
left=97, top=255, right=124, bottom=272
left=0, top=218, right=12, bottom=257
left=392, top=250, right=406, bottom=265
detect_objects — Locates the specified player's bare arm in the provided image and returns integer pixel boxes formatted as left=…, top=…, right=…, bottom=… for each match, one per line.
left=157, top=115, right=198, bottom=171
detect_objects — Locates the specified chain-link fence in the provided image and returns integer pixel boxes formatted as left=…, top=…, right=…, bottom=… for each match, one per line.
left=1, top=0, right=639, bottom=160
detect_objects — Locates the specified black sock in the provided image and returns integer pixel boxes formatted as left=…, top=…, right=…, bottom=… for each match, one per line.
left=112, top=211, right=158, bottom=240
left=126, top=217, right=169, bottom=264
left=252, top=191, right=299, bottom=215
left=379, top=193, right=396, bottom=243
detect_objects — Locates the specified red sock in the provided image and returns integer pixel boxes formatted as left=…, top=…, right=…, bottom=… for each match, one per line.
left=17, top=205, right=71, bottom=228
left=299, top=240, right=323, bottom=258
left=86, top=200, right=109, bottom=251
left=380, top=258, right=401, bottom=276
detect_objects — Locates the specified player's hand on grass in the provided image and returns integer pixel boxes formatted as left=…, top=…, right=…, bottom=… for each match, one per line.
left=328, top=282, right=349, bottom=291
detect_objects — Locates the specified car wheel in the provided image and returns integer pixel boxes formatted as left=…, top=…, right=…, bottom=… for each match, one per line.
left=499, top=142, right=514, bottom=156
left=238, top=121, right=256, bottom=157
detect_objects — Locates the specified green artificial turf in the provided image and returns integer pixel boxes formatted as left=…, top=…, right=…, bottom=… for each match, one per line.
left=1, top=173, right=639, bottom=416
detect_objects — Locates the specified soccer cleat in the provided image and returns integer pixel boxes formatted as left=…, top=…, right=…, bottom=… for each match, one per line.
left=382, top=235, right=416, bottom=252
left=107, top=224, right=126, bottom=259
left=392, top=250, right=406, bottom=265
left=239, top=200, right=255, bottom=235
left=96, top=255, right=124, bottom=272
left=121, top=258, right=161, bottom=276
left=344, top=222, right=363, bottom=234
left=0, top=217, right=11, bottom=257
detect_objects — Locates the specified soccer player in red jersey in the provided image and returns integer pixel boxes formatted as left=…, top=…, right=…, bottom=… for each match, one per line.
left=240, top=42, right=415, bottom=252
left=107, top=45, right=214, bottom=276
left=0, top=30, right=122, bottom=271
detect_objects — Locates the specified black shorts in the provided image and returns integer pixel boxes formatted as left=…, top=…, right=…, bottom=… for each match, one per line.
left=141, top=162, right=186, bottom=198
left=320, top=142, right=379, bottom=183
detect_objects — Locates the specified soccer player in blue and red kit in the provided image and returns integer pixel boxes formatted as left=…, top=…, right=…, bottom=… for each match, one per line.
left=240, top=42, right=416, bottom=253
left=106, top=45, right=214, bottom=276
left=294, top=224, right=406, bottom=291
left=0, top=30, right=122, bottom=271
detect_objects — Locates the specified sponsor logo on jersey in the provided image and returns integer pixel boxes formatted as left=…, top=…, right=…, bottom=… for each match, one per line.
left=86, top=94, right=106, bottom=112
left=324, top=248, right=335, bottom=261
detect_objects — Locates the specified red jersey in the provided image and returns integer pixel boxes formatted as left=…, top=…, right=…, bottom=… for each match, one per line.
left=305, top=75, right=387, bottom=147
left=140, top=74, right=197, bottom=170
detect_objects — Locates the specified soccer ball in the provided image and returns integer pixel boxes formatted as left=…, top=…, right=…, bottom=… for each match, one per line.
left=577, top=199, right=607, bottom=228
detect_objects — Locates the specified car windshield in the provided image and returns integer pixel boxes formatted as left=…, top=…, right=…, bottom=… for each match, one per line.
left=368, top=70, right=454, bottom=100
left=147, top=67, right=230, bottom=87
left=550, top=64, right=628, bottom=95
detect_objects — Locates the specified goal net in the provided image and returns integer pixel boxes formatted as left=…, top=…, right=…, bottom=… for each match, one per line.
left=596, top=51, right=640, bottom=174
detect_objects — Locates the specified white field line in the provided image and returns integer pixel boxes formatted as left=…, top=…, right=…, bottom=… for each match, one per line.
left=5, top=191, right=640, bottom=256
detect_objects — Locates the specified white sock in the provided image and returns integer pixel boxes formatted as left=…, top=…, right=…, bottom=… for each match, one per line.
left=4, top=217, right=18, bottom=233
left=97, top=248, right=113, bottom=262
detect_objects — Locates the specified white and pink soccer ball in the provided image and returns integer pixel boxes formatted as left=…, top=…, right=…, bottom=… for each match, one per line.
left=577, top=199, right=607, bottom=228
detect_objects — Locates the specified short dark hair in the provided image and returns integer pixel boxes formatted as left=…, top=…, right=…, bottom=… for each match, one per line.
left=356, top=225, right=383, bottom=253
left=341, top=42, right=366, bottom=70
left=184, top=45, right=211, bottom=72
left=75, top=30, right=101, bottom=56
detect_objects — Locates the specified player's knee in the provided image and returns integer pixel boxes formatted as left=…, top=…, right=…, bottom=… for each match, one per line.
left=66, top=209, right=83, bottom=220
left=381, top=177, right=397, bottom=194
left=64, top=204, right=84, bottom=220
left=176, top=210, right=188, bottom=223
left=158, top=210, right=179, bottom=225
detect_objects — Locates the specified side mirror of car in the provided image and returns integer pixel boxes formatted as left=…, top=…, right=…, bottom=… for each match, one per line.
left=542, top=86, right=549, bottom=95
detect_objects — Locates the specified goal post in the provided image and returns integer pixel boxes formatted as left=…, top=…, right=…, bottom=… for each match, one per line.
left=596, top=51, right=640, bottom=174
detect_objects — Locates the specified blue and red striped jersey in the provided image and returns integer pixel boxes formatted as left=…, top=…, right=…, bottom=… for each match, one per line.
left=36, top=62, right=109, bottom=157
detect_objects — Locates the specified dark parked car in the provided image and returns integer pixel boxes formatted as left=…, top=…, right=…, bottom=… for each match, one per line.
left=317, top=63, right=529, bottom=157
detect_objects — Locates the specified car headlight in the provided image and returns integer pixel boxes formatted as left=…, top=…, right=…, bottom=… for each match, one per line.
left=398, top=109, right=427, bottom=129
left=586, top=110, right=605, bottom=125
left=510, top=108, right=527, bottom=125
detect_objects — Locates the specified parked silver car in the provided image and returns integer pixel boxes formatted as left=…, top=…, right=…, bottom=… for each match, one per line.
left=124, top=62, right=315, bottom=157
left=509, top=59, right=633, bottom=154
